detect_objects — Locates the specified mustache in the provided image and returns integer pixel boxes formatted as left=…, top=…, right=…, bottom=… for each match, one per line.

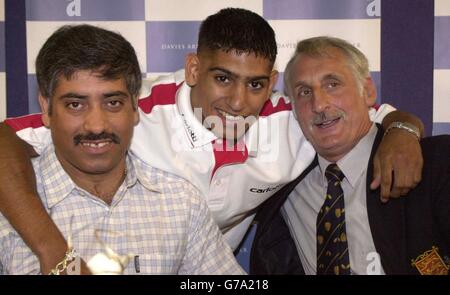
left=73, top=132, right=121, bottom=145
left=312, top=110, right=345, bottom=125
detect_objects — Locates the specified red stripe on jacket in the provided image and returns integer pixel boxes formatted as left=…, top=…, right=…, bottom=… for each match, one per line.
left=138, top=83, right=182, bottom=114
left=259, top=97, right=292, bottom=117
left=4, top=114, right=44, bottom=132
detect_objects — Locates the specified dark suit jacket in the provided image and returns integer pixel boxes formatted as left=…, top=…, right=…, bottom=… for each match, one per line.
left=250, top=125, right=450, bottom=275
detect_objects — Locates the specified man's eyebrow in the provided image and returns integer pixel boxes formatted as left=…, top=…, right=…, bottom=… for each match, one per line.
left=293, top=73, right=342, bottom=89
left=103, top=91, right=129, bottom=98
left=209, top=67, right=270, bottom=81
left=57, top=91, right=129, bottom=100
left=322, top=73, right=341, bottom=81
left=209, top=67, right=235, bottom=77
left=57, top=93, right=87, bottom=100
left=293, top=80, right=310, bottom=90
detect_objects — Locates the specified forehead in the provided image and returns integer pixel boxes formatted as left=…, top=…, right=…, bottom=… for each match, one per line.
left=54, top=70, right=129, bottom=94
left=298, top=48, right=347, bottom=69
left=291, top=49, right=352, bottom=80
left=200, top=49, right=273, bottom=76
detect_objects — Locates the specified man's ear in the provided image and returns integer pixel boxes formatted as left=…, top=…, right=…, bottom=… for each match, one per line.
left=185, top=53, right=200, bottom=87
left=268, top=70, right=279, bottom=96
left=133, top=105, right=140, bottom=126
left=38, top=93, right=51, bottom=127
left=363, top=77, right=377, bottom=107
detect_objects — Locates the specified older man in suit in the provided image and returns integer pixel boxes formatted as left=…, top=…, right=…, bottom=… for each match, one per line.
left=250, top=36, right=450, bottom=275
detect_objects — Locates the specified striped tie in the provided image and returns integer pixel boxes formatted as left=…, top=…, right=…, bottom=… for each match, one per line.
left=317, top=164, right=351, bottom=275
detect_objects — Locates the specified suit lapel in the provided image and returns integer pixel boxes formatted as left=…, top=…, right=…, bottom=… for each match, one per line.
left=366, top=125, right=409, bottom=274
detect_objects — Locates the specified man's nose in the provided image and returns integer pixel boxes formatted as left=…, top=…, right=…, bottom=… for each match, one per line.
left=83, top=105, right=108, bottom=134
left=227, top=84, right=247, bottom=113
left=311, top=89, right=330, bottom=113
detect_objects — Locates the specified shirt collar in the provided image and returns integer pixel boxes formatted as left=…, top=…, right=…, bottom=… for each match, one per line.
left=128, top=152, right=165, bottom=193
left=176, top=82, right=217, bottom=148
left=39, top=146, right=159, bottom=209
left=175, top=80, right=259, bottom=156
left=318, top=123, right=378, bottom=188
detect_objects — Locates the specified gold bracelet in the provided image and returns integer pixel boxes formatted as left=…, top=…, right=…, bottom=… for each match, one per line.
left=48, top=248, right=77, bottom=275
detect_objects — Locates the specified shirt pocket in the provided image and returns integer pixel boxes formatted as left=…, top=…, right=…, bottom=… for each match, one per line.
left=125, top=252, right=183, bottom=275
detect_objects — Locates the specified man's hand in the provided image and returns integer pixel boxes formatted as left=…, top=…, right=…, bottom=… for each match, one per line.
left=370, top=128, right=423, bottom=202
left=41, top=252, right=92, bottom=275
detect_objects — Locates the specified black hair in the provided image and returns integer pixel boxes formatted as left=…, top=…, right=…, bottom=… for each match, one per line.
left=197, top=8, right=277, bottom=64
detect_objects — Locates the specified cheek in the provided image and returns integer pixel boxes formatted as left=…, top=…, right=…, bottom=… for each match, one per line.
left=50, top=116, right=79, bottom=135
left=249, top=93, right=269, bottom=111
left=343, top=102, right=366, bottom=122
left=295, top=102, right=311, bottom=120
left=201, top=85, right=221, bottom=107
left=113, top=116, right=136, bottom=137
left=50, top=126, right=74, bottom=150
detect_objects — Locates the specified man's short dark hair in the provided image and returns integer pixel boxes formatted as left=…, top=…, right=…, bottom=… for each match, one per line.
left=197, top=8, right=277, bottom=65
left=36, top=24, right=141, bottom=108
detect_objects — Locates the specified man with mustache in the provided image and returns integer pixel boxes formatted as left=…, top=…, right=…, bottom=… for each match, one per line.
left=0, top=8, right=424, bottom=274
left=250, top=37, right=449, bottom=275
left=0, top=24, right=244, bottom=275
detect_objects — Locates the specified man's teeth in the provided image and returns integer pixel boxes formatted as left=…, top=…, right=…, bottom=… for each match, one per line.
left=82, top=142, right=111, bottom=148
left=218, top=110, right=244, bottom=121
left=320, top=120, right=334, bottom=126
left=317, top=118, right=339, bottom=127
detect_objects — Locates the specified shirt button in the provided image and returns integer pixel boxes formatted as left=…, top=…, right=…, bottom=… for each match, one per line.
left=214, top=179, right=222, bottom=186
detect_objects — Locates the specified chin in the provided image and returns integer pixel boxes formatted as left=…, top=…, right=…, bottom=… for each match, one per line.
left=80, top=162, right=116, bottom=175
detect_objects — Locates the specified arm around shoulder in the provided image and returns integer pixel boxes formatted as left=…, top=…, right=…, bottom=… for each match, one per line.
left=0, top=122, right=69, bottom=274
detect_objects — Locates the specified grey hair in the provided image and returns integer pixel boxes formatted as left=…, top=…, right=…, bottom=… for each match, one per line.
left=284, top=36, right=370, bottom=98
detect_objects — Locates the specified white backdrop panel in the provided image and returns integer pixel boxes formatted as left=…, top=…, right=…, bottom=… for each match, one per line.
left=271, top=19, right=380, bottom=73
left=433, top=69, right=450, bottom=123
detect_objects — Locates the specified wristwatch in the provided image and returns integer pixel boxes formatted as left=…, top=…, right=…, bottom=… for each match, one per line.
left=385, top=121, right=421, bottom=141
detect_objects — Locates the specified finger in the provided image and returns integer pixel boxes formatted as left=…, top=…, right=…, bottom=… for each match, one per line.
left=371, top=156, right=381, bottom=190
left=389, top=186, right=402, bottom=198
left=399, top=187, right=410, bottom=196
left=392, top=161, right=420, bottom=196
left=390, top=166, right=407, bottom=197
left=380, top=164, right=393, bottom=201
left=390, top=187, right=409, bottom=197
left=413, top=157, right=424, bottom=185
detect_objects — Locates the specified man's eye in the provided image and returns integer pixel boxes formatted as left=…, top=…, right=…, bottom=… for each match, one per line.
left=215, top=75, right=229, bottom=83
left=66, top=102, right=82, bottom=110
left=108, top=100, right=122, bottom=107
left=249, top=81, right=263, bottom=89
left=327, top=81, right=340, bottom=88
left=298, top=88, right=312, bottom=97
